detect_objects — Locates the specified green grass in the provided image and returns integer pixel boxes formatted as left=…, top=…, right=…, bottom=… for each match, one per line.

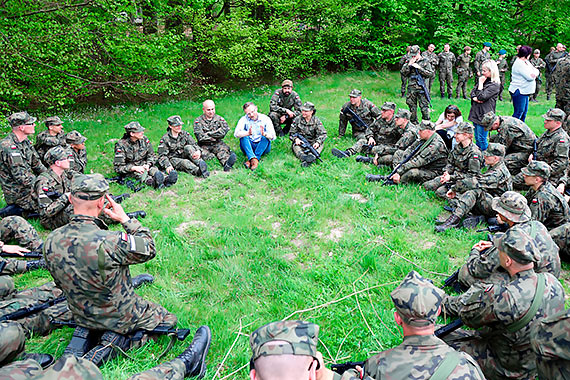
left=8, top=70, right=569, bottom=379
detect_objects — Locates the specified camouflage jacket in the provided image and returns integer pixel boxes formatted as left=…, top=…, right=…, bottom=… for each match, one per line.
left=384, top=122, right=418, bottom=155
left=450, top=269, right=565, bottom=378
left=193, top=114, right=230, bottom=145
left=43, top=215, right=158, bottom=333
left=456, top=53, right=472, bottom=75
left=530, top=57, right=546, bottom=77
left=489, top=116, right=536, bottom=154
left=34, top=130, right=67, bottom=164
left=421, top=51, right=438, bottom=76
left=289, top=115, right=327, bottom=146
left=33, top=169, right=72, bottom=230
left=444, top=142, right=483, bottom=182
left=438, top=51, right=456, bottom=73
left=0, top=132, right=46, bottom=208
left=535, top=126, right=570, bottom=186
left=339, top=99, right=381, bottom=135
left=554, top=56, right=570, bottom=100
left=157, top=130, right=200, bottom=169
left=497, top=57, right=508, bottom=75
left=401, top=57, right=434, bottom=90
left=526, top=181, right=570, bottom=230
left=399, top=53, right=410, bottom=68
left=269, top=89, right=302, bottom=116
left=455, top=159, right=512, bottom=195
left=546, top=51, right=568, bottom=74
left=114, top=137, right=157, bottom=175
left=67, top=147, right=87, bottom=174
left=366, top=116, right=399, bottom=143
left=530, top=308, right=570, bottom=377
left=395, top=132, right=448, bottom=174
left=474, top=49, right=491, bottom=75
left=362, top=335, right=485, bottom=379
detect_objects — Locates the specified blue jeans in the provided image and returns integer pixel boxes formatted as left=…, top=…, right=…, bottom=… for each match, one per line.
left=510, top=89, right=529, bottom=122
left=239, top=136, right=271, bottom=160
left=474, top=123, right=488, bottom=151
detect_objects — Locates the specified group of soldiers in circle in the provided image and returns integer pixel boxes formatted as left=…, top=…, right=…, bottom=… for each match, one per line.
left=1, top=47, right=570, bottom=378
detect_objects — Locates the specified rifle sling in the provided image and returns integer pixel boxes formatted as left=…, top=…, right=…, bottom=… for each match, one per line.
left=429, top=351, right=461, bottom=380
left=409, top=132, right=436, bottom=163
left=506, top=273, right=546, bottom=333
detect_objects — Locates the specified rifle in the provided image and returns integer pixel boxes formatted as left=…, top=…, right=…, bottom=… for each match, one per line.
left=106, top=176, right=143, bottom=193
left=0, top=296, right=66, bottom=322
left=1, top=251, right=43, bottom=259
left=434, top=319, right=464, bottom=339
left=331, top=361, right=366, bottom=375
left=411, top=68, right=431, bottom=106
left=382, top=139, right=424, bottom=185
left=476, top=224, right=508, bottom=233
left=46, top=190, right=129, bottom=204
left=533, top=139, right=538, bottom=161
left=342, top=106, right=369, bottom=131
left=291, top=133, right=322, bottom=162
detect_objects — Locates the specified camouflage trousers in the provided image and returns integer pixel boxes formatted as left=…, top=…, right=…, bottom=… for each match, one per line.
left=453, top=189, right=494, bottom=220
left=0, top=259, right=29, bottom=299
left=169, top=157, right=201, bottom=176
left=338, top=113, right=367, bottom=139
left=550, top=222, right=570, bottom=261
left=198, top=141, right=232, bottom=166
left=399, top=168, right=440, bottom=185
left=376, top=153, right=395, bottom=167
left=350, top=139, right=385, bottom=155
left=533, top=78, right=542, bottom=99
left=0, top=321, right=26, bottom=366
left=126, top=167, right=162, bottom=184
left=401, top=74, right=408, bottom=97
left=555, top=97, right=570, bottom=116
left=292, top=143, right=324, bottom=160
left=423, top=177, right=452, bottom=199
left=545, top=73, right=554, bottom=96
left=531, top=309, right=570, bottom=380
left=405, top=88, right=430, bottom=124
left=268, top=112, right=294, bottom=135
left=425, top=74, right=435, bottom=93
left=504, top=152, right=531, bottom=177
left=0, top=216, right=42, bottom=250
left=40, top=204, right=72, bottom=231
left=456, top=71, right=470, bottom=98
left=439, top=70, right=453, bottom=97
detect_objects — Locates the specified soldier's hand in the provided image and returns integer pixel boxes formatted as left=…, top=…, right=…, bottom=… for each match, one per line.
left=373, top=154, right=379, bottom=166
left=440, top=172, right=451, bottom=183
left=103, top=194, right=129, bottom=224
left=528, top=154, right=534, bottom=163
left=368, top=137, right=376, bottom=146
left=315, top=352, right=335, bottom=380
left=1, top=244, right=29, bottom=256
left=192, top=151, right=201, bottom=160
left=312, top=142, right=320, bottom=149
left=557, top=183, right=565, bottom=194
left=132, top=165, right=146, bottom=174
left=473, top=240, right=493, bottom=251
left=294, top=138, right=302, bottom=146
left=446, top=189, right=456, bottom=199
left=286, top=109, right=295, bottom=118
left=391, top=173, right=401, bottom=184
left=166, top=166, right=174, bottom=174
left=280, top=115, right=287, bottom=124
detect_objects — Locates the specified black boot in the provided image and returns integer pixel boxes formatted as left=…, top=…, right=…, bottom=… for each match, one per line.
left=355, top=156, right=373, bottom=164
left=26, top=259, right=46, bottom=272
left=435, top=215, right=461, bottom=232
left=462, top=215, right=485, bottom=229
left=223, top=152, right=237, bottom=172
left=0, top=204, right=24, bottom=218
left=366, top=174, right=385, bottom=182
left=440, top=92, right=445, bottom=99
left=112, top=193, right=130, bottom=204
left=164, top=170, right=178, bottom=187
left=331, top=148, right=350, bottom=158
left=22, top=353, right=54, bottom=369
left=130, top=273, right=154, bottom=289
left=127, top=210, right=147, bottom=219
left=300, top=154, right=316, bottom=167
left=153, top=171, right=165, bottom=188
left=178, top=325, right=212, bottom=378
left=198, top=160, right=209, bottom=178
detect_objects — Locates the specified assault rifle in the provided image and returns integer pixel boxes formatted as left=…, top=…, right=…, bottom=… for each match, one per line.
left=46, top=190, right=130, bottom=204
left=382, top=140, right=424, bottom=185
left=1, top=251, right=43, bottom=259
left=291, top=133, right=322, bottom=162
left=106, top=176, right=144, bottom=193
left=533, top=139, right=538, bottom=161
left=476, top=224, right=508, bottom=233
left=0, top=296, right=66, bottom=322
left=411, top=68, right=431, bottom=105
left=331, top=361, right=366, bottom=375
left=342, top=106, right=369, bottom=131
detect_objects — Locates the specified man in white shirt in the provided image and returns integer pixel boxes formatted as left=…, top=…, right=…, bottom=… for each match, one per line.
left=234, top=102, right=276, bottom=170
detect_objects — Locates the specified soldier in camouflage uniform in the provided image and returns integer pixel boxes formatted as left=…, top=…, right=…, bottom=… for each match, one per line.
left=33, top=147, right=73, bottom=230
left=436, top=143, right=512, bottom=232
left=458, top=191, right=560, bottom=288
left=456, top=46, right=472, bottom=99
left=442, top=229, right=565, bottom=380
left=268, top=79, right=302, bottom=136
left=522, top=161, right=570, bottom=230
left=402, top=45, right=434, bottom=124
left=0, top=321, right=53, bottom=377
left=424, top=122, right=483, bottom=199
left=512, top=108, right=569, bottom=191
left=438, top=43, right=456, bottom=99
left=193, top=100, right=236, bottom=171
left=399, top=46, right=411, bottom=98
left=289, top=102, right=327, bottom=166
left=337, top=89, right=381, bottom=139
left=114, top=121, right=175, bottom=188
left=531, top=308, right=570, bottom=378
left=547, top=43, right=568, bottom=102
left=368, top=108, right=418, bottom=167
left=530, top=49, right=546, bottom=102
left=496, top=49, right=508, bottom=101
left=555, top=53, right=570, bottom=114
left=65, top=130, right=87, bottom=174
left=34, top=116, right=67, bottom=167
left=473, top=42, right=492, bottom=82
left=332, top=102, right=397, bottom=158
left=0, top=112, right=46, bottom=215
left=421, top=43, right=438, bottom=94
left=480, top=111, right=536, bottom=176
left=158, top=116, right=208, bottom=179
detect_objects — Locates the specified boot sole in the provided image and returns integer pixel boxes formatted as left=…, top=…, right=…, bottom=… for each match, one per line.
left=224, top=152, right=237, bottom=171
left=331, top=148, right=349, bottom=158
left=194, top=326, right=212, bottom=379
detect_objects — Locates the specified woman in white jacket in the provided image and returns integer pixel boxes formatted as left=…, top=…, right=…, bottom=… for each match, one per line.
left=509, top=45, right=539, bottom=122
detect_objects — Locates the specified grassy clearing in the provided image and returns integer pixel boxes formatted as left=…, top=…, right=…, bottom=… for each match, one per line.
left=9, top=70, right=569, bottom=379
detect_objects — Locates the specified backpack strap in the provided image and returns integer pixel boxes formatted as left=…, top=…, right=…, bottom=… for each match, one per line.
left=506, top=273, right=546, bottom=333
left=429, top=351, right=461, bottom=380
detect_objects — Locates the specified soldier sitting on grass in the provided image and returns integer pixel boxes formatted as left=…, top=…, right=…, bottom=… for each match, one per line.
left=289, top=102, right=327, bottom=167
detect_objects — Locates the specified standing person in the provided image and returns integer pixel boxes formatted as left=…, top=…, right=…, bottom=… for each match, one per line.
left=234, top=102, right=276, bottom=170
left=402, top=45, right=434, bottom=124
left=289, top=102, right=327, bottom=167
left=422, top=43, right=438, bottom=94
left=434, top=104, right=463, bottom=150
left=399, top=46, right=411, bottom=98
left=530, top=49, right=546, bottom=102
left=268, top=80, right=302, bottom=136
left=34, top=116, right=67, bottom=166
left=469, top=60, right=501, bottom=151
left=555, top=54, right=570, bottom=114
left=546, top=43, right=568, bottom=101
left=438, top=43, right=456, bottom=99
left=509, top=45, right=539, bottom=122
left=496, top=49, right=508, bottom=101
left=456, top=46, right=472, bottom=99
left=473, top=42, right=492, bottom=79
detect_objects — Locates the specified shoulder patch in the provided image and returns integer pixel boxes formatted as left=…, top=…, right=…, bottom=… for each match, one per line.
left=532, top=198, right=538, bottom=203
left=120, top=232, right=128, bottom=242
left=560, top=140, right=565, bottom=143
left=10, top=145, right=16, bottom=149
left=274, top=90, right=280, bottom=95
left=474, top=155, right=479, bottom=158
left=42, top=187, right=49, bottom=192
left=484, top=284, right=494, bottom=293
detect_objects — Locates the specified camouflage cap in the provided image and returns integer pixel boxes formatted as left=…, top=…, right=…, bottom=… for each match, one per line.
left=499, top=49, right=507, bottom=55
left=419, top=120, right=435, bottom=131
left=44, top=146, right=69, bottom=166
left=8, top=111, right=37, bottom=128
left=483, top=42, right=492, bottom=47
left=542, top=108, right=566, bottom=122
left=381, top=102, right=396, bottom=111
left=455, top=122, right=474, bottom=134
left=481, top=111, right=499, bottom=130
left=300, top=102, right=315, bottom=112
left=495, top=228, right=539, bottom=264
left=71, top=174, right=109, bottom=200
left=250, top=321, right=319, bottom=362
left=521, top=160, right=551, bottom=179
left=349, top=89, right=362, bottom=98
left=45, top=116, right=63, bottom=127
left=491, top=191, right=531, bottom=223
left=167, top=115, right=184, bottom=127
left=409, top=45, right=420, bottom=55
left=484, top=143, right=505, bottom=157
left=124, top=121, right=145, bottom=133
left=395, top=108, right=411, bottom=120
left=534, top=49, right=540, bottom=54
left=281, top=79, right=293, bottom=88
left=66, top=130, right=87, bottom=144
left=391, top=271, right=445, bottom=327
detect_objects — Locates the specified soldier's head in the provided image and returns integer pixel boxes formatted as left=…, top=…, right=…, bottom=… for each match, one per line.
left=44, top=146, right=71, bottom=171
left=483, top=143, right=505, bottom=166
left=70, top=174, right=110, bottom=215
left=464, top=46, right=471, bottom=54
left=167, top=115, right=184, bottom=134
left=550, top=46, right=556, bottom=52
left=481, top=111, right=500, bottom=131
left=498, top=49, right=507, bottom=58
left=522, top=160, right=550, bottom=188
left=124, top=121, right=145, bottom=141
left=454, top=122, right=474, bottom=147
left=243, top=102, right=259, bottom=121
left=380, top=102, right=396, bottom=120
left=44, top=116, right=64, bottom=135
left=495, top=229, right=538, bottom=274
left=492, top=191, right=531, bottom=225
left=249, top=321, right=321, bottom=380
left=409, top=45, right=421, bottom=58
left=391, top=271, right=445, bottom=335
left=66, top=130, right=87, bottom=150
left=8, top=111, right=37, bottom=138
left=300, top=102, right=315, bottom=118
left=483, top=42, right=492, bottom=51
left=556, top=43, right=565, bottom=52
left=427, top=43, right=435, bottom=52
left=444, top=104, right=461, bottom=122
left=281, top=79, right=293, bottom=96
left=348, top=89, right=362, bottom=106
left=443, top=43, right=450, bottom=52
left=533, top=49, right=540, bottom=58
left=394, top=109, right=411, bottom=128
left=418, top=120, right=435, bottom=139
left=202, top=99, right=216, bottom=119
left=542, top=108, right=565, bottom=131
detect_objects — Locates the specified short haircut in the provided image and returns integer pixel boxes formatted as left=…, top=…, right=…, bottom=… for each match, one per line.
left=243, top=102, right=255, bottom=111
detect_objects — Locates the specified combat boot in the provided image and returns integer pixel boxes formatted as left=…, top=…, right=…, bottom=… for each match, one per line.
left=355, top=156, right=373, bottom=164
left=127, top=210, right=147, bottom=219
left=153, top=171, right=165, bottom=188
left=300, top=154, right=316, bottom=167
left=130, top=273, right=154, bottom=289
left=223, top=152, right=237, bottom=172
left=547, top=94, right=550, bottom=100
left=331, top=148, right=350, bottom=158
left=435, top=215, right=461, bottom=232
left=22, top=353, right=54, bottom=369
left=178, top=325, right=212, bottom=378
left=440, top=92, right=445, bottom=99
left=462, top=215, right=485, bottom=229
left=26, top=259, right=47, bottom=272
left=198, top=160, right=210, bottom=178
left=365, top=174, right=385, bottom=182
left=164, top=170, right=178, bottom=187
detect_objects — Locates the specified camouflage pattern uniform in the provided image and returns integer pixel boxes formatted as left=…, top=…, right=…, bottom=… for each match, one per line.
left=399, top=52, right=410, bottom=97
left=65, top=130, right=87, bottom=174
left=363, top=271, right=485, bottom=380
left=393, top=122, right=448, bottom=185
left=402, top=46, right=435, bottom=124
left=376, top=109, right=418, bottom=166
left=547, top=50, right=568, bottom=104
left=157, top=128, right=204, bottom=177
left=456, top=51, right=472, bottom=98
left=34, top=116, right=66, bottom=167
left=438, top=50, right=456, bottom=98
left=268, top=83, right=302, bottom=135
left=43, top=174, right=177, bottom=334
left=497, top=55, right=508, bottom=101
left=193, top=114, right=233, bottom=166
left=555, top=55, right=570, bottom=113
left=550, top=222, right=570, bottom=261
left=530, top=308, right=570, bottom=379
left=289, top=103, right=327, bottom=163
left=424, top=123, right=483, bottom=198
left=338, top=90, right=381, bottom=139
left=346, top=102, right=398, bottom=156
left=443, top=230, right=566, bottom=380
left=473, top=48, right=491, bottom=79
left=421, top=49, right=439, bottom=93
left=530, top=54, right=546, bottom=100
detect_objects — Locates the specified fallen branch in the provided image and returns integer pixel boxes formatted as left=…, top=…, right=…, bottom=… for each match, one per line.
left=379, top=241, right=448, bottom=277
left=212, top=318, right=243, bottom=380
